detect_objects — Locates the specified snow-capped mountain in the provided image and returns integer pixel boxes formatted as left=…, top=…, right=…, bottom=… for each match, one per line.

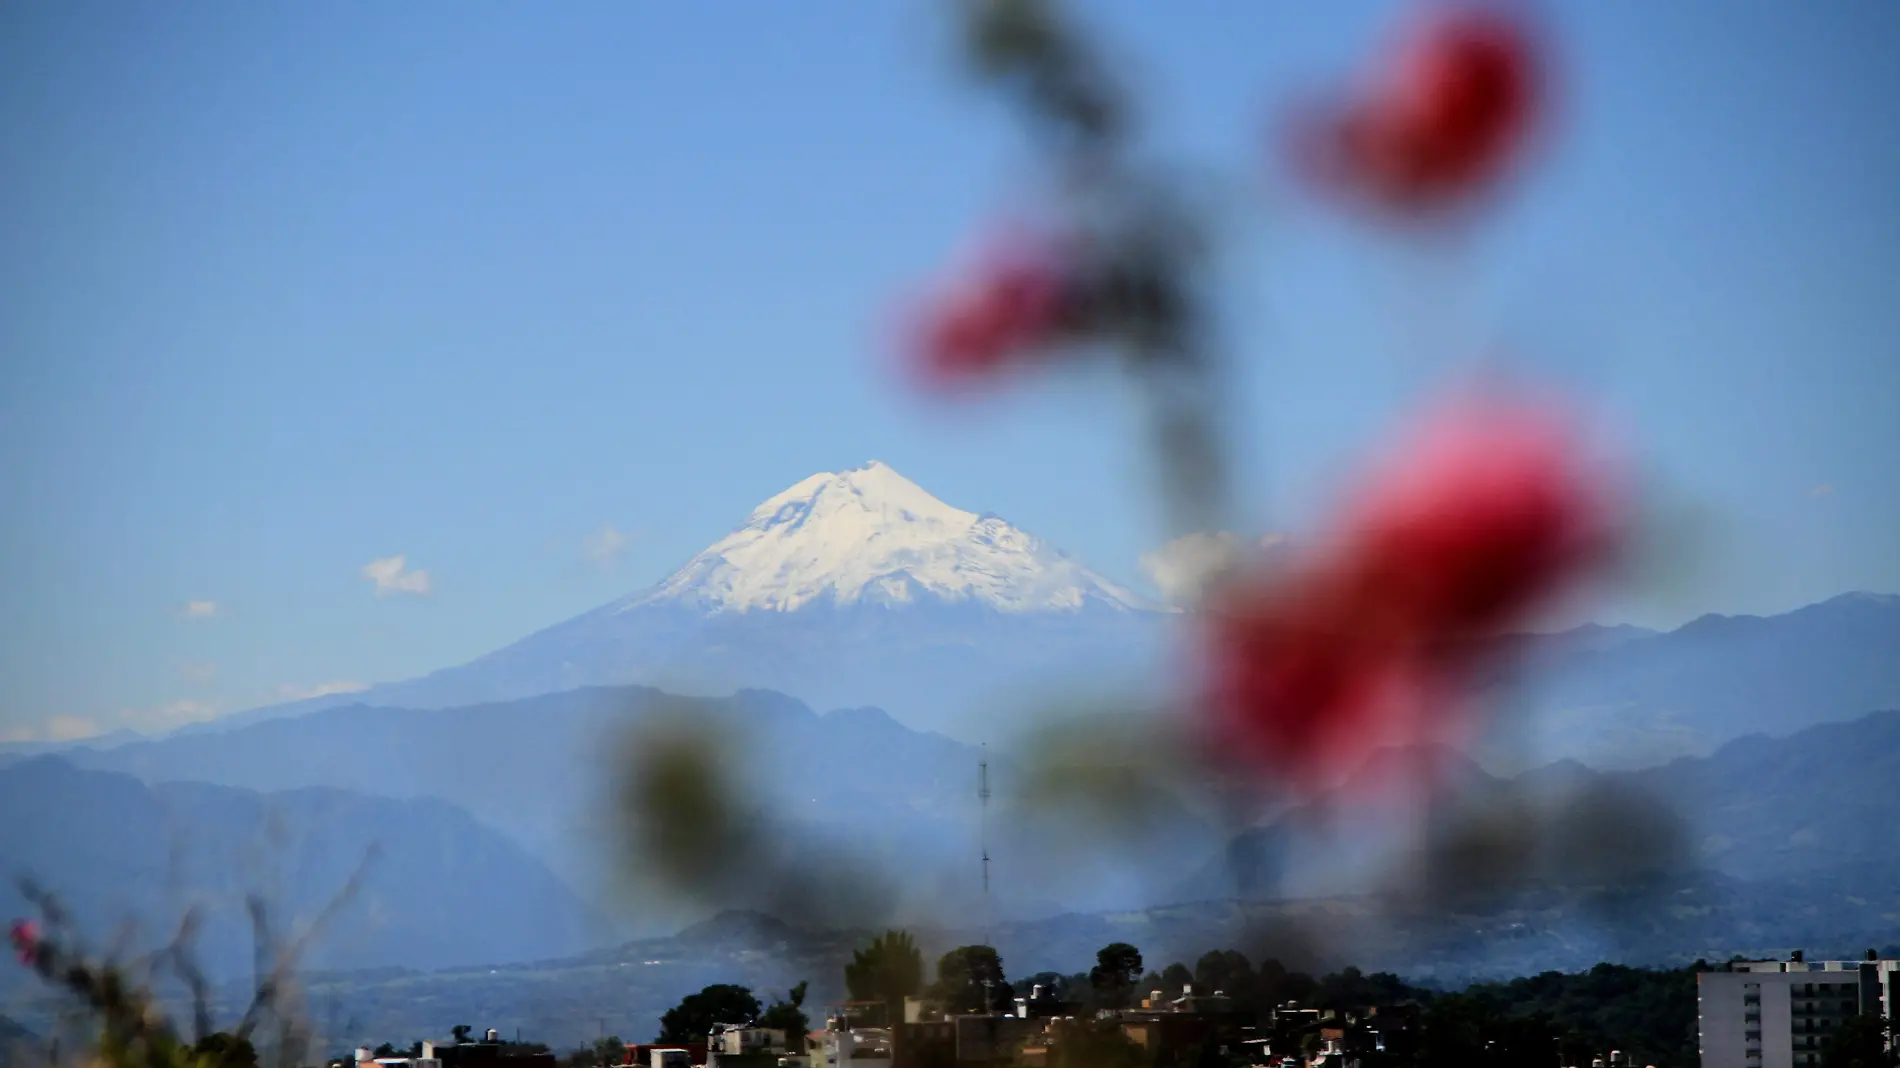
left=200, top=462, right=1172, bottom=739
left=619, top=461, right=1151, bottom=615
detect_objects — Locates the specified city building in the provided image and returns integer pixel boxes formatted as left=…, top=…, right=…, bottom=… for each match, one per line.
left=1698, top=953, right=1899, bottom=1067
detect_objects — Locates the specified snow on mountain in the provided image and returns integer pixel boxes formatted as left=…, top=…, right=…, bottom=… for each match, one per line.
left=618, top=460, right=1152, bottom=615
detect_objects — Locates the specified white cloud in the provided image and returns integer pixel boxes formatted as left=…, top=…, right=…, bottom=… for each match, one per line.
left=46, top=714, right=104, bottom=740
left=584, top=525, right=631, bottom=567
left=277, top=680, right=368, bottom=702
left=0, top=714, right=106, bottom=743
left=362, top=555, right=431, bottom=596
left=1140, top=531, right=1245, bottom=607
left=1140, top=531, right=1298, bottom=607
left=122, top=699, right=221, bottom=732
left=184, top=600, right=219, bottom=618
left=3, top=697, right=235, bottom=745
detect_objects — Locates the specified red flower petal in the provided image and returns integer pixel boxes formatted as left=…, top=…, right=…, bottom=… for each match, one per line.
left=1200, top=391, right=1624, bottom=798
left=908, top=232, right=1073, bottom=387
left=9, top=919, right=39, bottom=967
left=1288, top=2, right=1547, bottom=217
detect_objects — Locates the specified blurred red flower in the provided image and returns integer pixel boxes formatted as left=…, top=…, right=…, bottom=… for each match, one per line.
left=1289, top=2, right=1545, bottom=216
left=1340, top=393, right=1621, bottom=638
left=907, top=231, right=1075, bottom=387
left=9, top=919, right=39, bottom=967
left=1201, top=391, right=1623, bottom=796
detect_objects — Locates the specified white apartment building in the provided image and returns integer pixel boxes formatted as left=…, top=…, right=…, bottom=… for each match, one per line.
left=1698, top=955, right=1899, bottom=1067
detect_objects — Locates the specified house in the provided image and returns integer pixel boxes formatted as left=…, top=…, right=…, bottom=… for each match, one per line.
left=623, top=1044, right=707, bottom=1068
left=708, top=1024, right=793, bottom=1068
left=429, top=1030, right=556, bottom=1068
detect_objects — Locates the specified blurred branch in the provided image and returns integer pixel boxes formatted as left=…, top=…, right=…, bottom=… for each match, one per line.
left=235, top=844, right=380, bottom=1043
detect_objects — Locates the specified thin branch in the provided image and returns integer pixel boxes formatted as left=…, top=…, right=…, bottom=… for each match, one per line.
left=234, top=845, right=380, bottom=1042
left=161, top=908, right=213, bottom=1043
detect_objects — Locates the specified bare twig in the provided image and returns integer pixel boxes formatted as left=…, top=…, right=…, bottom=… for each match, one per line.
left=234, top=844, right=380, bottom=1043
left=160, top=909, right=214, bottom=1043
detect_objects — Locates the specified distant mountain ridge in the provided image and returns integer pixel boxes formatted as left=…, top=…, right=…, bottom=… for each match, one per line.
left=89, top=585, right=1900, bottom=779
left=1170, top=707, right=1900, bottom=906
left=0, top=757, right=612, bottom=988
left=1501, top=590, right=1900, bottom=768
left=57, top=687, right=1077, bottom=937
left=15, top=699, right=1900, bottom=1028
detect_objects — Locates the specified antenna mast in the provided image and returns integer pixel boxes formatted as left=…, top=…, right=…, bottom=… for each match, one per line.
left=979, top=743, right=992, bottom=946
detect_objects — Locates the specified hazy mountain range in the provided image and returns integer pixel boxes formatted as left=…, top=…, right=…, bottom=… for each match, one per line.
left=1500, top=589, right=1900, bottom=769
left=10, top=697, right=1898, bottom=986
left=3, top=461, right=1897, bottom=1039
left=0, top=757, right=612, bottom=991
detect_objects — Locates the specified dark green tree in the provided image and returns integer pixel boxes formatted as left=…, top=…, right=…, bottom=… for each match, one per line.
left=1089, top=943, right=1144, bottom=1010
left=845, top=930, right=925, bottom=1024
left=658, top=984, right=761, bottom=1044
left=1016, top=971, right=1068, bottom=998
left=451, top=1027, right=473, bottom=1046
left=1193, top=949, right=1253, bottom=1001
left=1821, top=1013, right=1900, bottom=1068
left=758, top=982, right=812, bottom=1053
left=930, top=945, right=1011, bottom=1014
left=594, top=1037, right=627, bottom=1067
left=192, top=1033, right=259, bottom=1068
left=1158, top=962, right=1193, bottom=997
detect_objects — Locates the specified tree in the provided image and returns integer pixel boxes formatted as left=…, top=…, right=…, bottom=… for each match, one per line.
left=658, top=984, right=762, bottom=1044
left=845, top=930, right=925, bottom=1023
left=193, top=1033, right=259, bottom=1068
left=451, top=1027, right=473, bottom=1045
left=930, top=945, right=1011, bottom=1015
left=1089, top=943, right=1144, bottom=1010
left=1821, top=1013, right=1900, bottom=1068
left=1017, top=971, right=1068, bottom=998
left=1158, top=962, right=1193, bottom=997
left=1193, top=949, right=1253, bottom=1001
left=594, top=1037, right=627, bottom=1068
left=758, top=982, right=812, bottom=1052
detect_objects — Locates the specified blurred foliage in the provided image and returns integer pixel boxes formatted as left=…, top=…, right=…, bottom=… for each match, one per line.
left=655, top=984, right=760, bottom=1046
left=8, top=861, right=371, bottom=1068
left=843, top=932, right=924, bottom=1020
left=927, top=947, right=1010, bottom=1016
left=755, top=982, right=810, bottom=1052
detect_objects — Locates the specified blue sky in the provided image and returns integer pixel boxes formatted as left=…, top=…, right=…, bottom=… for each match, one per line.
left=2, top=1, right=1896, bottom=740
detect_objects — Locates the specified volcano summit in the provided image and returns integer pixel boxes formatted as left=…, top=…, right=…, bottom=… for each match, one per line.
left=208, top=462, right=1170, bottom=738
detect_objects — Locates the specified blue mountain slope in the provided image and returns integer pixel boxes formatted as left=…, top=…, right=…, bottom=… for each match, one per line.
left=0, top=757, right=612, bottom=988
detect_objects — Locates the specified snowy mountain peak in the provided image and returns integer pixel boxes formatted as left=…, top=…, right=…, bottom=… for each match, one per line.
left=618, top=462, right=1154, bottom=615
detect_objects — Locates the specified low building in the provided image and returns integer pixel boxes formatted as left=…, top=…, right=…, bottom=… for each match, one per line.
left=623, top=1044, right=707, bottom=1068
left=1697, top=953, right=1899, bottom=1067
left=953, top=1014, right=1040, bottom=1064
left=427, top=1031, right=556, bottom=1068
left=815, top=1026, right=891, bottom=1068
